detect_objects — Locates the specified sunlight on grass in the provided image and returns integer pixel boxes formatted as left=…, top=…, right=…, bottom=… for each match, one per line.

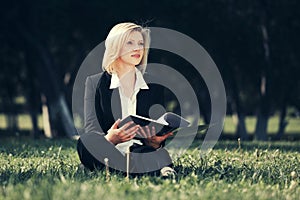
left=14, top=96, right=26, bottom=104
left=16, top=114, right=43, bottom=130
left=1, top=113, right=300, bottom=135
left=0, top=114, right=7, bottom=128
left=267, top=116, right=279, bottom=134
left=223, top=115, right=300, bottom=134
left=223, top=116, right=236, bottom=133
left=17, top=114, right=32, bottom=129
left=245, top=117, right=256, bottom=133
left=286, top=118, right=300, bottom=132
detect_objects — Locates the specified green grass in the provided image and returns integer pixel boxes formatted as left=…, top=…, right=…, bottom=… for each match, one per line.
left=0, top=139, right=299, bottom=200
left=223, top=115, right=300, bottom=134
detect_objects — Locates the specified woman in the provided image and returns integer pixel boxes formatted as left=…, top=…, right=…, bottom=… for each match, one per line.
left=77, top=22, right=176, bottom=176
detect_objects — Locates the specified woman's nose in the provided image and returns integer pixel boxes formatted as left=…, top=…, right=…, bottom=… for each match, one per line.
left=133, top=44, right=142, bottom=51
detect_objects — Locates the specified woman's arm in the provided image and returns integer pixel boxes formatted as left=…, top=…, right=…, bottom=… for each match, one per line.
left=84, top=74, right=140, bottom=145
left=84, top=75, right=103, bottom=134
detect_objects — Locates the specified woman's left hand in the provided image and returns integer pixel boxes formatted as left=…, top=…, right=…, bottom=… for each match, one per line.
left=137, top=126, right=173, bottom=149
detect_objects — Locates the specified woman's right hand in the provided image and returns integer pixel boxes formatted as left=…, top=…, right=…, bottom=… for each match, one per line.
left=104, top=119, right=140, bottom=145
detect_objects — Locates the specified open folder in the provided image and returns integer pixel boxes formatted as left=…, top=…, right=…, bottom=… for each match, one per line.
left=119, top=112, right=208, bottom=136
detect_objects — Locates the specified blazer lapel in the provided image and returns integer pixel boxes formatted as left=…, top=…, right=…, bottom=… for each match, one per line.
left=96, top=72, right=122, bottom=132
left=101, top=72, right=122, bottom=119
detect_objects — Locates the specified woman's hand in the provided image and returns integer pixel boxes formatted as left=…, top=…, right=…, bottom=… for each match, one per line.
left=105, top=119, right=140, bottom=145
left=137, top=126, right=173, bottom=149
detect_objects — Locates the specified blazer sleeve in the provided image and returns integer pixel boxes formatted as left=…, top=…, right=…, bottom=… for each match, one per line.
left=84, top=75, right=104, bottom=135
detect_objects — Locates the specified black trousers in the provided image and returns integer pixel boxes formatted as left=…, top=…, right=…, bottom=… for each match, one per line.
left=77, top=132, right=173, bottom=175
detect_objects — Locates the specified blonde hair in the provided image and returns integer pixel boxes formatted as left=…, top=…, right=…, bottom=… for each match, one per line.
left=102, top=22, right=150, bottom=74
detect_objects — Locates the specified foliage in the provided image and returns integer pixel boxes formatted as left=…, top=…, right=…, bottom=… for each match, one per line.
left=0, top=139, right=299, bottom=199
left=1, top=0, right=300, bottom=138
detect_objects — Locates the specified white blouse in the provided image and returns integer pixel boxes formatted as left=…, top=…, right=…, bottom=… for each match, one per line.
left=109, top=68, right=149, bottom=155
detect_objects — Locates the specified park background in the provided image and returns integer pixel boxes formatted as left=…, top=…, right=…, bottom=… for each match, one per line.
left=1, top=0, right=299, bottom=141
left=0, top=1, right=300, bottom=200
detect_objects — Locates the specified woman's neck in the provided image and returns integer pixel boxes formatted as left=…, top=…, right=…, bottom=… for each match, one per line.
left=115, top=61, right=136, bottom=98
left=115, top=62, right=135, bottom=79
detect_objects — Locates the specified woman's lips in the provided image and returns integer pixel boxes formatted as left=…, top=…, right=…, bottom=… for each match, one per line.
left=131, top=54, right=140, bottom=58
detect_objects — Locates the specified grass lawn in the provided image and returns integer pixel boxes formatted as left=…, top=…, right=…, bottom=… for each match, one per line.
left=223, top=115, right=300, bottom=134
left=0, top=138, right=299, bottom=200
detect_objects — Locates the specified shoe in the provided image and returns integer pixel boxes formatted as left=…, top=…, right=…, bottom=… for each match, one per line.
left=160, top=167, right=177, bottom=178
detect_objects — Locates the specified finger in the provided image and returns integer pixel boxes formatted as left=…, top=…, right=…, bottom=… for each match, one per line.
left=122, top=133, right=136, bottom=142
left=151, top=126, right=156, bottom=137
left=161, top=132, right=173, bottom=140
left=125, top=125, right=140, bottom=134
left=138, top=126, right=148, bottom=138
left=120, top=130, right=136, bottom=141
left=120, top=127, right=137, bottom=138
left=145, top=126, right=152, bottom=138
left=121, top=133, right=136, bottom=142
left=124, top=132, right=136, bottom=139
left=166, top=132, right=173, bottom=136
left=112, top=119, right=121, bottom=129
left=121, top=127, right=138, bottom=140
left=135, top=130, right=143, bottom=138
left=153, top=132, right=173, bottom=143
left=129, top=132, right=137, bottom=139
left=120, top=121, right=134, bottom=130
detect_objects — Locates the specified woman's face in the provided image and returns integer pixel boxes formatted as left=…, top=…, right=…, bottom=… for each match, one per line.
left=118, top=31, right=144, bottom=66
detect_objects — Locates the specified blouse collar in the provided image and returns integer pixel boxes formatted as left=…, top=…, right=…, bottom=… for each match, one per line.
left=109, top=68, right=149, bottom=90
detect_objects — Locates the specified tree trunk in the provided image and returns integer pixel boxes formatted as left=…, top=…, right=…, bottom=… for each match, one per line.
left=255, top=112, right=268, bottom=140
left=17, top=24, right=77, bottom=138
left=235, top=113, right=248, bottom=140
left=25, top=46, right=40, bottom=139
left=231, top=81, right=249, bottom=140
left=255, top=1, right=272, bottom=141
left=228, top=64, right=249, bottom=140
left=7, top=93, right=18, bottom=134
left=255, top=75, right=269, bottom=141
left=275, top=101, right=288, bottom=140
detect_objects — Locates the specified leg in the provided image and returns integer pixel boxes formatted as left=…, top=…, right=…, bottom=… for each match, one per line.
left=77, top=132, right=126, bottom=171
left=130, top=146, right=173, bottom=174
left=77, top=138, right=105, bottom=171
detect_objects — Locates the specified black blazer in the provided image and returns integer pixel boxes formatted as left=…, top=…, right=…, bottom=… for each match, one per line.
left=84, top=71, right=170, bottom=135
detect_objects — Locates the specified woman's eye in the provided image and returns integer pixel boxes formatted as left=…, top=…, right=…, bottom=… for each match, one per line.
left=139, top=43, right=144, bottom=46
left=127, top=41, right=133, bottom=45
